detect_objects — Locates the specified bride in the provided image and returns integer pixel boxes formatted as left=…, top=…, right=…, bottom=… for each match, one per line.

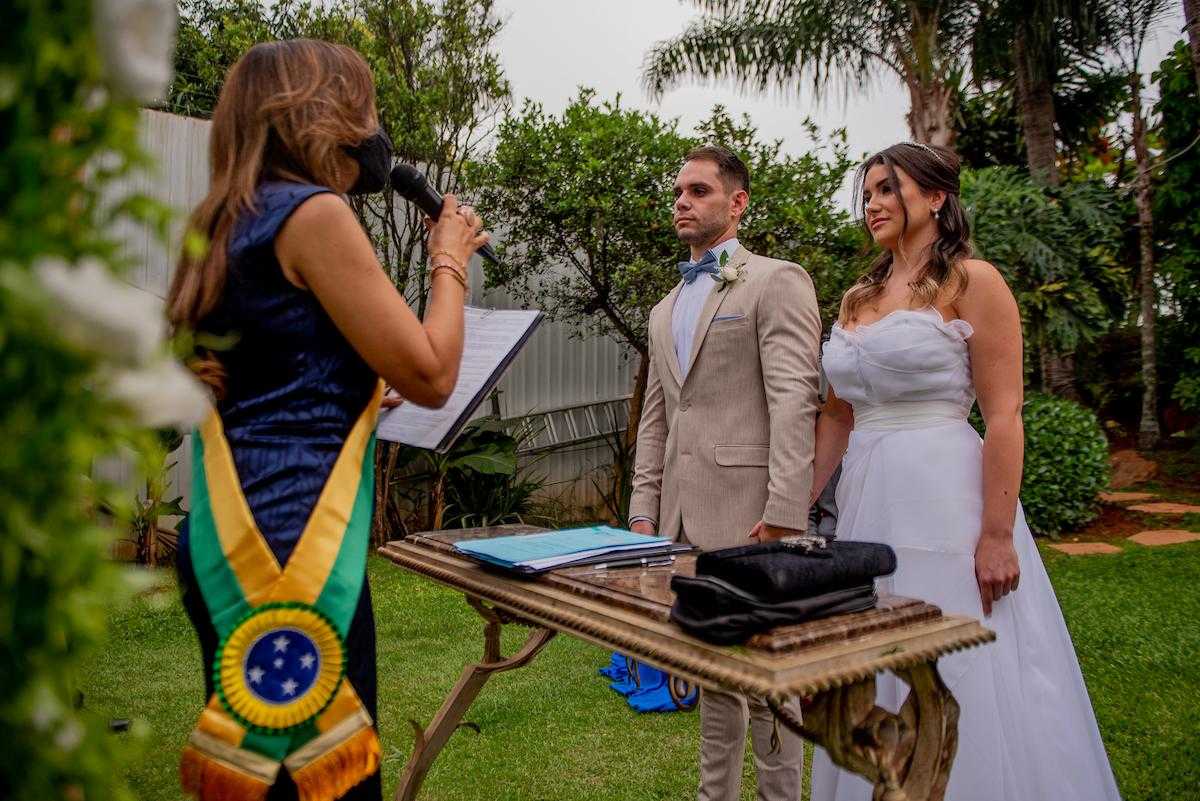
left=808, top=142, right=1121, bottom=801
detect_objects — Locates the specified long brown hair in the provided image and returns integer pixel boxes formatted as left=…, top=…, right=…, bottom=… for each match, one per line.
left=167, top=39, right=377, bottom=389
left=839, top=142, right=972, bottom=326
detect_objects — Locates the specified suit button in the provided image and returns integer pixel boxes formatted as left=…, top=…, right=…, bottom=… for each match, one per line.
left=679, top=403, right=690, bottom=412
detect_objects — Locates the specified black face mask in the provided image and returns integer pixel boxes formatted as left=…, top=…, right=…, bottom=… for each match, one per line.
left=342, top=128, right=394, bottom=195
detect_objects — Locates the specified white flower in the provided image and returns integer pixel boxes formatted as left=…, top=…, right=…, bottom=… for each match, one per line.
left=718, top=264, right=741, bottom=283
left=104, top=360, right=210, bottom=430
left=54, top=720, right=84, bottom=753
left=92, top=0, right=178, bottom=102
left=35, top=257, right=165, bottom=366
left=28, top=683, right=63, bottom=732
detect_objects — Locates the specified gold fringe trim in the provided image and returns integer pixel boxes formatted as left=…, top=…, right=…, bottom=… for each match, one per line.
left=181, top=744, right=273, bottom=801
left=287, top=725, right=380, bottom=801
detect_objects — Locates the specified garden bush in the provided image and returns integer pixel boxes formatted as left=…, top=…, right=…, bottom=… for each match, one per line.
left=972, top=393, right=1110, bottom=537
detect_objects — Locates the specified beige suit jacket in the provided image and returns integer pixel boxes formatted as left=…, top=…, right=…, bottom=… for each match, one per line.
left=628, top=246, right=822, bottom=552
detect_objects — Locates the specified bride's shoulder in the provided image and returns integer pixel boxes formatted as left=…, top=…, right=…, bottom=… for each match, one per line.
left=959, top=257, right=1005, bottom=281
left=953, top=258, right=1020, bottom=321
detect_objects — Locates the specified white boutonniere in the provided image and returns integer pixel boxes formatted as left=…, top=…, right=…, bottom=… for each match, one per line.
left=712, top=251, right=745, bottom=292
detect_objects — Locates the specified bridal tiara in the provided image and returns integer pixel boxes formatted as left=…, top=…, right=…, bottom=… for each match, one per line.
left=902, top=141, right=947, bottom=166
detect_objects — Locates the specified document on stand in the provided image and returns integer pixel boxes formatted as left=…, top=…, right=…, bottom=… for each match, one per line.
left=375, top=306, right=544, bottom=452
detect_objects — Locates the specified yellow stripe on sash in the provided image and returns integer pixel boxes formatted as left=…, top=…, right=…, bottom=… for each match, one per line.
left=198, top=697, right=247, bottom=745
left=199, top=412, right=281, bottom=602
left=199, top=381, right=383, bottom=604
left=269, top=381, right=383, bottom=604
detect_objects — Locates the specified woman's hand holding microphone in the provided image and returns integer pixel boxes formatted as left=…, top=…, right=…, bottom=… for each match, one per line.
left=426, top=194, right=489, bottom=292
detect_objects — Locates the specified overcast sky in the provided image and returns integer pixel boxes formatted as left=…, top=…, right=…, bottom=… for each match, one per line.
left=492, top=0, right=1188, bottom=204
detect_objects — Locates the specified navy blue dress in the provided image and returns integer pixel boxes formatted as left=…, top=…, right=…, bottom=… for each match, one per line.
left=177, top=181, right=381, bottom=801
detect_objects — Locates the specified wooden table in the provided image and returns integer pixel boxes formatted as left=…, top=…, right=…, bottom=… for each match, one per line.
left=379, top=525, right=994, bottom=801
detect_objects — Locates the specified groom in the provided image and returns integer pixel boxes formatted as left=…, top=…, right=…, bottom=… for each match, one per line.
left=629, top=145, right=822, bottom=800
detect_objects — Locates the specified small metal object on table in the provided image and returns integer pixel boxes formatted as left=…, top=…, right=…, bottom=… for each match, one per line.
left=379, top=525, right=995, bottom=801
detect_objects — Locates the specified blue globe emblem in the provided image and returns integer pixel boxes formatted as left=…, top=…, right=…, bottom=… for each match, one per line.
left=242, top=627, right=321, bottom=705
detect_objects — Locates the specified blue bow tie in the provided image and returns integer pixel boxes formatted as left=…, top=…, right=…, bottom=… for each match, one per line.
left=678, top=250, right=720, bottom=284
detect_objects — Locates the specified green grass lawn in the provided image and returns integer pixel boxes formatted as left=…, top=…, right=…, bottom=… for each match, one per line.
left=82, top=541, right=1200, bottom=801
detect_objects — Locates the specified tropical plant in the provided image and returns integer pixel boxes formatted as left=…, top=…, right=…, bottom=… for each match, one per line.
left=962, top=167, right=1127, bottom=374
left=643, top=0, right=979, bottom=146
left=1154, top=41, right=1200, bottom=421
left=125, top=429, right=186, bottom=566
left=442, top=418, right=551, bottom=529
left=381, top=417, right=543, bottom=534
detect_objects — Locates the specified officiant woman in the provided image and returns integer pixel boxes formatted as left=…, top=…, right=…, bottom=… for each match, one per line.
left=166, top=39, right=488, bottom=801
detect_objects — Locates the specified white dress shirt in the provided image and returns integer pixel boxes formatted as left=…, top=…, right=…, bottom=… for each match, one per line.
left=671, top=237, right=739, bottom=380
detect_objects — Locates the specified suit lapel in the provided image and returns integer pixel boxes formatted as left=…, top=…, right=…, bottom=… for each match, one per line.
left=684, top=246, right=751, bottom=382
left=660, top=281, right=685, bottom=387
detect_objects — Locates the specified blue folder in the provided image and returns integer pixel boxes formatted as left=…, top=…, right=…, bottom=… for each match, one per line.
left=453, top=526, right=670, bottom=573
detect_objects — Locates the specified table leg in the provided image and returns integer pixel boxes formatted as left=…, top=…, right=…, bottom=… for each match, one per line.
left=767, top=661, right=959, bottom=801
left=393, top=596, right=556, bottom=801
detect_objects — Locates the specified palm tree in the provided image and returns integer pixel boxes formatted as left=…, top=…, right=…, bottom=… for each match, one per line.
left=1185, top=0, right=1200, bottom=86
left=1102, top=0, right=1174, bottom=449
left=972, top=2, right=1108, bottom=188
left=969, top=1, right=1108, bottom=398
left=642, top=1, right=978, bottom=146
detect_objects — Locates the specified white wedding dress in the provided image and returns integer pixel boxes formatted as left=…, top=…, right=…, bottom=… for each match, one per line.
left=810, top=308, right=1121, bottom=801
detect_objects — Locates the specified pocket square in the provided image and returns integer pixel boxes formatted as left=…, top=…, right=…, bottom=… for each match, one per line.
left=714, top=313, right=745, bottom=322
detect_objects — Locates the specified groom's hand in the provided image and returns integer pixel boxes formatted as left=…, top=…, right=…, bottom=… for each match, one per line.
left=630, top=520, right=656, bottom=537
left=748, top=521, right=802, bottom=542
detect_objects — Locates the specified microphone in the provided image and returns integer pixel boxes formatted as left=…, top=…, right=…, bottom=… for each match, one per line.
left=389, top=164, right=500, bottom=265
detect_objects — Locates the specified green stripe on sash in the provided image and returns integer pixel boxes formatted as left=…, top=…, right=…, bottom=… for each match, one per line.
left=189, top=434, right=252, bottom=638
left=314, top=434, right=378, bottom=634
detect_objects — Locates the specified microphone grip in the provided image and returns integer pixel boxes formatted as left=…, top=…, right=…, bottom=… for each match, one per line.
left=418, top=185, right=500, bottom=266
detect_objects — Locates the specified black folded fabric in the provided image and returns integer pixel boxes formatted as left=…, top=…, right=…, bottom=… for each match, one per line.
left=669, top=575, right=877, bottom=645
left=695, top=540, right=897, bottom=605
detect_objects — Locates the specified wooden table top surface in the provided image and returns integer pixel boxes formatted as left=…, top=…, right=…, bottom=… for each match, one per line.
left=379, top=525, right=995, bottom=698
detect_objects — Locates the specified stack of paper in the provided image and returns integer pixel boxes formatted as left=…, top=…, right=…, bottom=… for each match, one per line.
left=453, top=526, right=671, bottom=573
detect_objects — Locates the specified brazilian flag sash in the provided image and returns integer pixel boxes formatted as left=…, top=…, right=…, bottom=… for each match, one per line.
left=181, top=382, right=384, bottom=801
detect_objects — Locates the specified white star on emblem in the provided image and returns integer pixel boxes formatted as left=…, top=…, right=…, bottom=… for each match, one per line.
left=272, top=635, right=290, bottom=653
left=299, top=653, right=315, bottom=670
left=248, top=666, right=265, bottom=684
left=281, top=679, right=298, bottom=696
left=274, top=658, right=284, bottom=669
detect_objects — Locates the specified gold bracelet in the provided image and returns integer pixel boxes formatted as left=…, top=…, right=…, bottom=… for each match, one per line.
left=428, top=250, right=464, bottom=272
left=431, top=263, right=468, bottom=291
left=430, top=259, right=467, bottom=282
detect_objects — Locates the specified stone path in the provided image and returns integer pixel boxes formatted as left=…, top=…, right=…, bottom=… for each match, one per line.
left=1098, top=491, right=1156, bottom=503
left=1046, top=542, right=1123, bottom=555
left=1127, top=530, right=1200, bottom=546
left=1045, top=489, right=1200, bottom=555
left=1127, top=502, right=1200, bottom=515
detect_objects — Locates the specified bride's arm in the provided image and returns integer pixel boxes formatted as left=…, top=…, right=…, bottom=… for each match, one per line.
left=957, top=258, right=1024, bottom=616
left=810, top=385, right=853, bottom=507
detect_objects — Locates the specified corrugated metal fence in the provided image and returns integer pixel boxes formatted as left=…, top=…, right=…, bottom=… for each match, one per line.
left=111, top=109, right=634, bottom=514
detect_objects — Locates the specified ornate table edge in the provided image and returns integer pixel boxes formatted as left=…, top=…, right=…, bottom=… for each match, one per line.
left=378, top=540, right=996, bottom=699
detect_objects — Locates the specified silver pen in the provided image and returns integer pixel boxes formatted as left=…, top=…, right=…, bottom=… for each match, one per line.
left=592, top=555, right=675, bottom=571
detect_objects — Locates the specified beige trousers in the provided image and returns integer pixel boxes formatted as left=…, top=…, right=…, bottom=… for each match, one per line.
left=697, top=688, right=804, bottom=801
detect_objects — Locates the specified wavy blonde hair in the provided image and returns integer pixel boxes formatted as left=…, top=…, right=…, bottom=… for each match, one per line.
left=839, top=142, right=972, bottom=326
left=166, top=39, right=378, bottom=391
